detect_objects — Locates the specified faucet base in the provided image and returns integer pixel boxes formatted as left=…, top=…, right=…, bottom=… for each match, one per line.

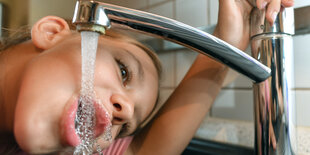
left=251, top=33, right=297, bottom=155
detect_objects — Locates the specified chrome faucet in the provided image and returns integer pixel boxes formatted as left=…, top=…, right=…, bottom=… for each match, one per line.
left=72, top=0, right=270, bottom=83
left=72, top=0, right=296, bottom=154
left=250, top=4, right=297, bottom=155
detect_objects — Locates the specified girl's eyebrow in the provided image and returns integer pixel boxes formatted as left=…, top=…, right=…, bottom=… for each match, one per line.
left=124, top=49, right=144, bottom=81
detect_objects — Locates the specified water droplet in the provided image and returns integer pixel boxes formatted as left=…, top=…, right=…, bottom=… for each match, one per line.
left=73, top=31, right=113, bottom=154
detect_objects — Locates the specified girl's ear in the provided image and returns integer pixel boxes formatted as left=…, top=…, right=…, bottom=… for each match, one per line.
left=31, top=16, right=71, bottom=50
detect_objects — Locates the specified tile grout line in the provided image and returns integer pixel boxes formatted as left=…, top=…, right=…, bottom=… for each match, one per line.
left=207, top=0, right=210, bottom=26
left=139, top=0, right=175, bottom=10
left=173, top=50, right=177, bottom=87
left=293, top=88, right=310, bottom=91
left=173, top=0, right=177, bottom=86
left=173, top=0, right=176, bottom=19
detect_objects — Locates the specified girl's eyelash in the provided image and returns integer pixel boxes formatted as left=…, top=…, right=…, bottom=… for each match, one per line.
left=119, top=123, right=130, bottom=137
left=115, top=59, right=132, bottom=85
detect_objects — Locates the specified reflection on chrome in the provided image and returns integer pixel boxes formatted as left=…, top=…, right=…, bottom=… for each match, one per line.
left=72, top=0, right=271, bottom=83
left=251, top=7, right=296, bottom=155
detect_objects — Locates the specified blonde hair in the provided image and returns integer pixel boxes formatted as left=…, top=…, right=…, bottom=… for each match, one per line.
left=0, top=26, right=31, bottom=51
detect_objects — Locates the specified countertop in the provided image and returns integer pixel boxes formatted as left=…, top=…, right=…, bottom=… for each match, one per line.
left=195, top=116, right=310, bottom=155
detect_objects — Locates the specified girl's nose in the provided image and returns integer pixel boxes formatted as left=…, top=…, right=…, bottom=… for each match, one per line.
left=110, top=93, right=134, bottom=125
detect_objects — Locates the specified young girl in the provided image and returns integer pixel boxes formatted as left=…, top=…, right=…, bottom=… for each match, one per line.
left=0, top=0, right=293, bottom=154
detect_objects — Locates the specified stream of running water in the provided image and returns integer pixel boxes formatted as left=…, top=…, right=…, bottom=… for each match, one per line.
left=73, top=31, right=111, bottom=155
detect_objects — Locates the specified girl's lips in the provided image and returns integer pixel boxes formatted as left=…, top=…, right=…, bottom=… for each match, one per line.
left=94, top=102, right=112, bottom=137
left=62, top=100, right=80, bottom=147
left=61, top=99, right=112, bottom=147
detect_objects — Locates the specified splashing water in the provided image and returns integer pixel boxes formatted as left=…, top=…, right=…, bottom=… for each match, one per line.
left=73, top=31, right=112, bottom=155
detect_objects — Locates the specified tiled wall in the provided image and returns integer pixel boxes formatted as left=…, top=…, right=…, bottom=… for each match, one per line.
left=107, top=0, right=310, bottom=127
left=28, top=0, right=76, bottom=25
left=0, top=0, right=28, bottom=29
left=27, top=0, right=310, bottom=127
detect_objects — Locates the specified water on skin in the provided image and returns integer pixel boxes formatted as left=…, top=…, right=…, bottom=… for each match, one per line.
left=73, top=31, right=111, bottom=155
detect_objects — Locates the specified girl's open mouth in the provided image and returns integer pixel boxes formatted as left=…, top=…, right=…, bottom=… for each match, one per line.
left=61, top=98, right=112, bottom=147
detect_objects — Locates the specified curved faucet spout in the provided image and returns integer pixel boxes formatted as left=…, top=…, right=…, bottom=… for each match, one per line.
left=73, top=0, right=271, bottom=83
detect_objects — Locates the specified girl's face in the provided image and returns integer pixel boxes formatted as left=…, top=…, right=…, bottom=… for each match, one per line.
left=13, top=34, right=159, bottom=154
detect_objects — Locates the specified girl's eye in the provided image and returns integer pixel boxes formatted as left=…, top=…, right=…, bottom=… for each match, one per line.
left=117, top=60, right=131, bottom=85
left=120, top=64, right=128, bottom=82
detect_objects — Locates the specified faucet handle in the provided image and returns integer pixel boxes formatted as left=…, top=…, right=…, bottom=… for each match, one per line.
left=250, top=6, right=295, bottom=37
